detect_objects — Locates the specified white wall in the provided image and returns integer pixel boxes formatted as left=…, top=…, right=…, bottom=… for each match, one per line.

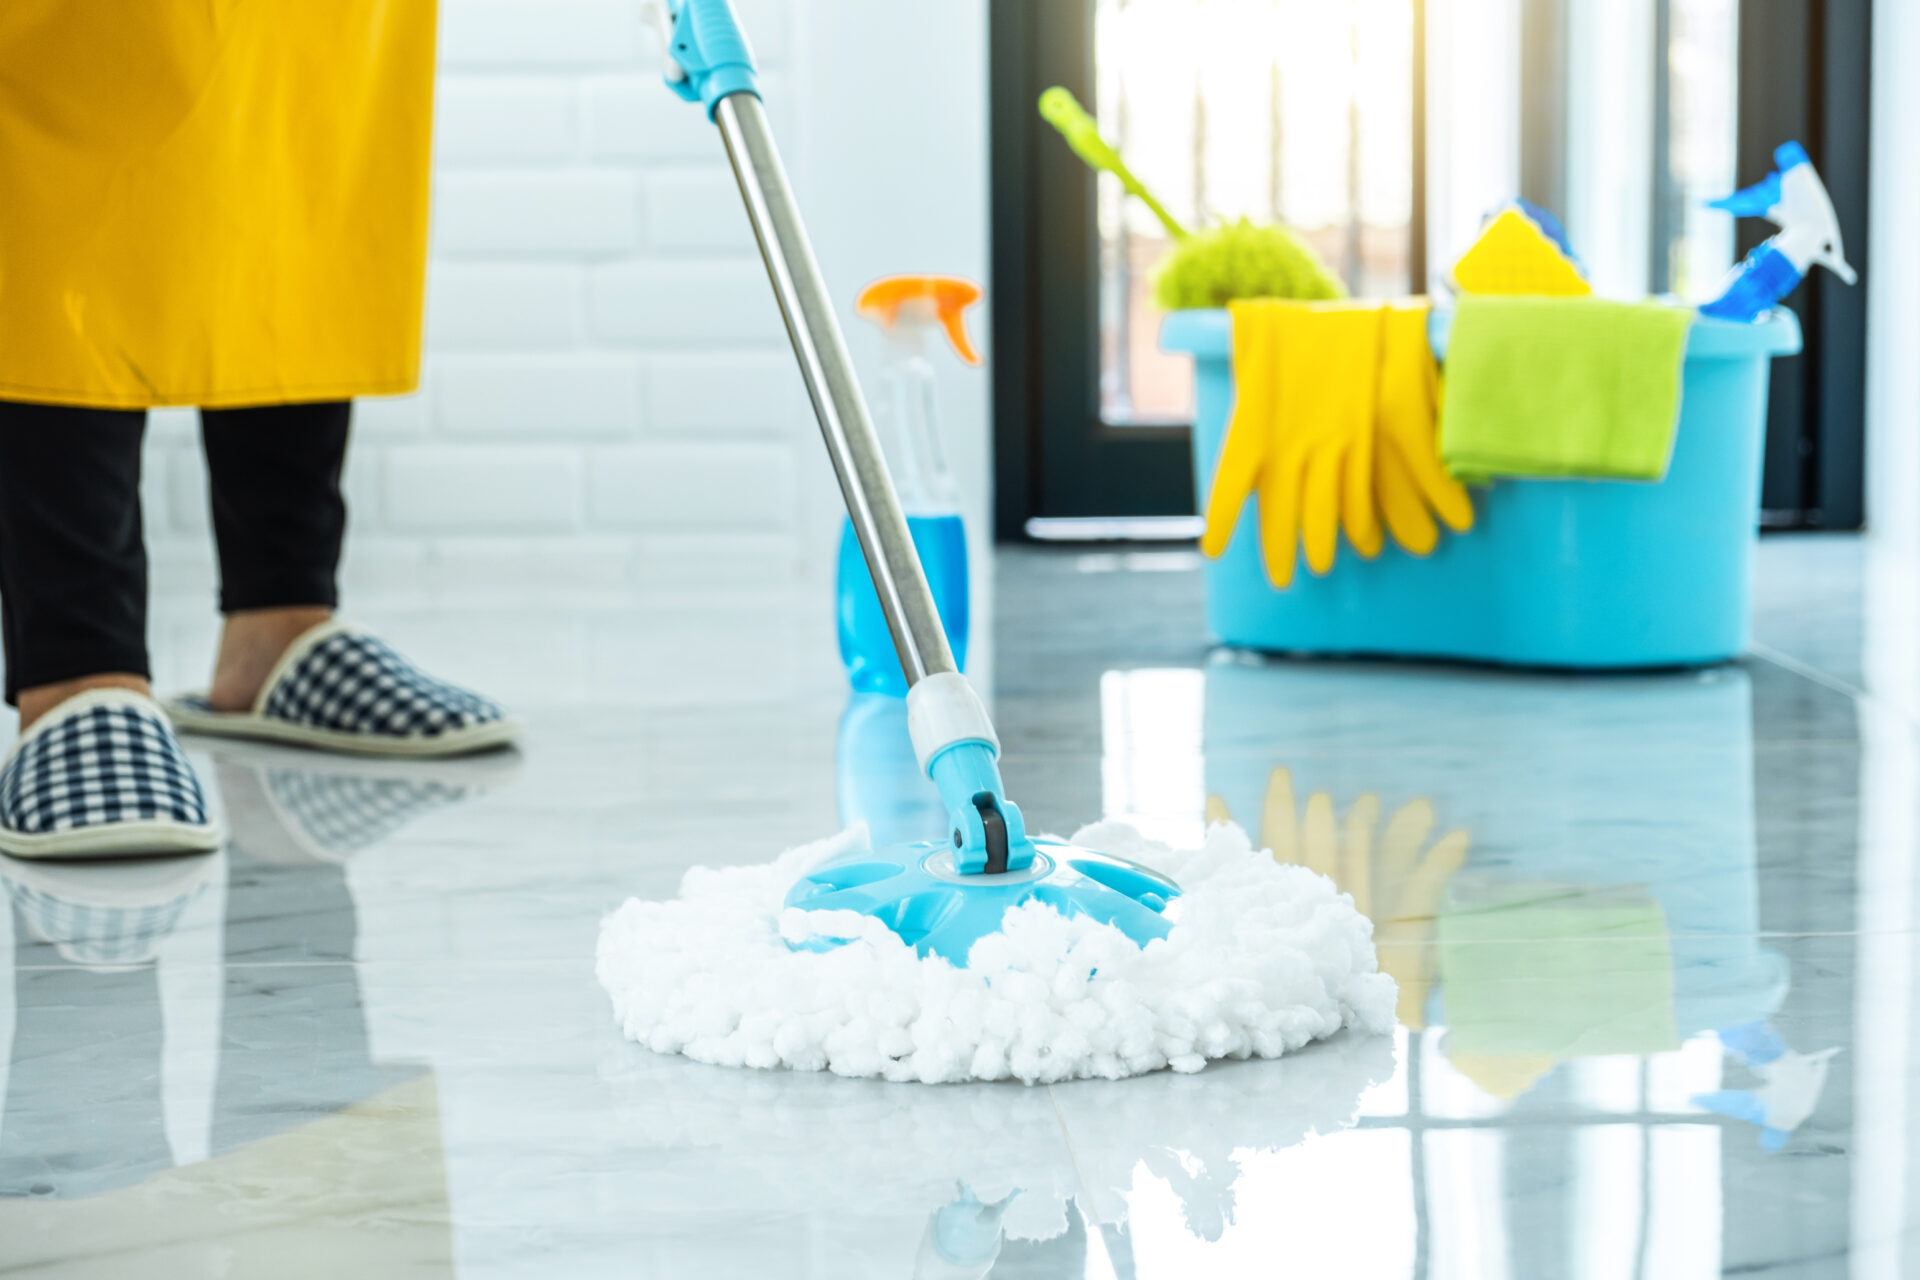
left=144, top=0, right=993, bottom=632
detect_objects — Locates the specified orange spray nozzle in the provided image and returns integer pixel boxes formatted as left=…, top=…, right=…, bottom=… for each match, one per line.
left=855, top=275, right=983, bottom=366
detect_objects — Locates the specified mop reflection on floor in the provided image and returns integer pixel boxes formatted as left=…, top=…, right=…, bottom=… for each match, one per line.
left=599, top=1019, right=1395, bottom=1272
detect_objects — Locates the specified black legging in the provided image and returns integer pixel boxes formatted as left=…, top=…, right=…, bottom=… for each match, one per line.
left=0, top=401, right=350, bottom=705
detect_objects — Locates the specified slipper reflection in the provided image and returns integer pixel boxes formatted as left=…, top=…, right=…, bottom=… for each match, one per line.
left=0, top=741, right=517, bottom=1272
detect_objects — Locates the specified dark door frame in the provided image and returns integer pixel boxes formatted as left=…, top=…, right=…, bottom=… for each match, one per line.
left=989, top=0, right=1194, bottom=540
left=1738, top=0, right=1871, bottom=530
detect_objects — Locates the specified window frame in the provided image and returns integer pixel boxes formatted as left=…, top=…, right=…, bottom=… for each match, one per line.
left=990, top=0, right=1194, bottom=538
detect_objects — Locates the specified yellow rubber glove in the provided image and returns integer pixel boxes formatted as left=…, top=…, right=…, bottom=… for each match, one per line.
left=1375, top=300, right=1474, bottom=556
left=1210, top=301, right=1379, bottom=587
left=1267, top=303, right=1383, bottom=585
left=1199, top=300, right=1283, bottom=561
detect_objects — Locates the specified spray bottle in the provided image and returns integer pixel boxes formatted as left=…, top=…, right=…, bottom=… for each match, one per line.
left=1701, top=141, right=1856, bottom=322
left=836, top=275, right=980, bottom=695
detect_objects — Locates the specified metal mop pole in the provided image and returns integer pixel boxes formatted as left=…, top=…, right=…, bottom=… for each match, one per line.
left=712, top=93, right=957, bottom=689
left=654, top=0, right=1033, bottom=875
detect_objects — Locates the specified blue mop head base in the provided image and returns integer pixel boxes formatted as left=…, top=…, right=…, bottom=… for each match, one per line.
left=784, top=838, right=1182, bottom=967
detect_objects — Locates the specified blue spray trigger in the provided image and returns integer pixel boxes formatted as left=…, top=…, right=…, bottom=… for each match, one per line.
left=1709, top=169, right=1782, bottom=217
left=1702, top=138, right=1853, bottom=320
left=1774, top=140, right=1812, bottom=171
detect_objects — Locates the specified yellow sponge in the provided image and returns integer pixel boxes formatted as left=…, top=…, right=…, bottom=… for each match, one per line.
left=1451, top=208, right=1591, bottom=296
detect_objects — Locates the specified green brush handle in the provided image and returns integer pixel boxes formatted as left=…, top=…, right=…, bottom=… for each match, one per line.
left=1037, top=87, right=1189, bottom=242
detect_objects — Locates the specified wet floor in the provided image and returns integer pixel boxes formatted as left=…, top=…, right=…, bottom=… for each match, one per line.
left=0, top=534, right=1909, bottom=1277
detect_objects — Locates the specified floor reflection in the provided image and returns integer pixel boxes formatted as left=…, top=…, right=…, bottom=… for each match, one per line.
left=0, top=742, right=516, bottom=1275
left=1067, top=652, right=1851, bottom=1277
left=0, top=542, right=1895, bottom=1276
left=600, top=1018, right=1396, bottom=1277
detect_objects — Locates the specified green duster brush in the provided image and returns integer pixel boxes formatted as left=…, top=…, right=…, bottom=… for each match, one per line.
left=1037, top=87, right=1345, bottom=309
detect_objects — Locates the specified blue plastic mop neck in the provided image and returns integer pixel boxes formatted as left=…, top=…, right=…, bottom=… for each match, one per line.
left=927, top=740, right=1036, bottom=876
left=782, top=731, right=1179, bottom=966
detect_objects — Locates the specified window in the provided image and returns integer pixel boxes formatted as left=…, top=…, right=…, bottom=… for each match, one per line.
left=1095, top=0, right=1419, bottom=428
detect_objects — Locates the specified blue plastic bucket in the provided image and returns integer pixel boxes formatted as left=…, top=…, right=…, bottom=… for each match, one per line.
left=1160, top=307, right=1802, bottom=668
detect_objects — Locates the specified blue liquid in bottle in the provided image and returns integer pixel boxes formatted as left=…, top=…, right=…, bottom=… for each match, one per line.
left=836, top=513, right=969, bottom=696
left=836, top=691, right=947, bottom=844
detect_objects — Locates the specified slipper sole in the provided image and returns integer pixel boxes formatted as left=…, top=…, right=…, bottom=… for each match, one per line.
left=165, top=700, right=522, bottom=758
left=0, top=817, right=222, bottom=860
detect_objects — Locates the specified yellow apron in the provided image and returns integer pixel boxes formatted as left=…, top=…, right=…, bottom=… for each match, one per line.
left=0, top=1, right=436, bottom=409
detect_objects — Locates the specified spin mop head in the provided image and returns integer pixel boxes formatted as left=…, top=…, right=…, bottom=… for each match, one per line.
left=597, top=820, right=1395, bottom=1084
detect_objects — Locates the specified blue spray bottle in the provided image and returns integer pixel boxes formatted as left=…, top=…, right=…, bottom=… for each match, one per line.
left=1701, top=141, right=1857, bottom=322
left=835, top=275, right=979, bottom=695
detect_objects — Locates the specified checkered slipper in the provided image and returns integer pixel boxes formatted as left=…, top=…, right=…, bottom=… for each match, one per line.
left=165, top=621, right=520, bottom=758
left=0, top=689, right=222, bottom=859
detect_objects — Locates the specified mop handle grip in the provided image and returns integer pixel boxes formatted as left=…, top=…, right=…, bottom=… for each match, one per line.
left=714, top=92, right=959, bottom=687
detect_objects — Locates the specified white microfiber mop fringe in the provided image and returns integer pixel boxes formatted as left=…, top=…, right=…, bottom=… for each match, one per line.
left=596, top=819, right=1397, bottom=1085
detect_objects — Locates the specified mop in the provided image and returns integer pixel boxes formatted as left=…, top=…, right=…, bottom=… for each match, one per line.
left=597, top=0, right=1394, bottom=1083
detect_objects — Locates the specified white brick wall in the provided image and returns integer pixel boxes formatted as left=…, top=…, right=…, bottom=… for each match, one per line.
left=144, top=0, right=992, bottom=629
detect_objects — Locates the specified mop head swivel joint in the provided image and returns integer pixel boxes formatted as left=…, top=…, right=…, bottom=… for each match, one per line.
left=929, top=739, right=1033, bottom=876
left=784, top=734, right=1182, bottom=966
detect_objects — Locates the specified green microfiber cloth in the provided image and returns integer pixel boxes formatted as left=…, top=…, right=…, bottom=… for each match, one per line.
left=1440, top=296, right=1693, bottom=482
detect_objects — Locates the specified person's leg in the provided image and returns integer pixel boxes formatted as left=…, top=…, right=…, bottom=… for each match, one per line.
left=199, top=401, right=349, bottom=711
left=183, top=398, right=513, bottom=757
left=0, top=402, right=152, bottom=728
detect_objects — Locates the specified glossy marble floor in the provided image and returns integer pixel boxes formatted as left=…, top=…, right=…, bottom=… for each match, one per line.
left=2, top=534, right=1915, bottom=1278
